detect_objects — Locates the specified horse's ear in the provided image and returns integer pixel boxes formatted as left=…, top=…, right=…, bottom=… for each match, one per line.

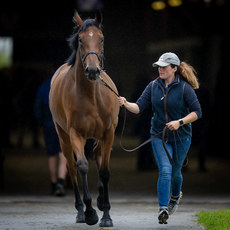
left=73, top=11, right=83, bottom=27
left=95, top=9, right=103, bottom=26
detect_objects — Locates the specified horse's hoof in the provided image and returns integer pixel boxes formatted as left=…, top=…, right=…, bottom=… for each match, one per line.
left=99, top=218, right=113, bottom=227
left=84, top=209, right=99, bottom=225
left=97, top=196, right=104, bottom=211
left=76, top=212, right=85, bottom=223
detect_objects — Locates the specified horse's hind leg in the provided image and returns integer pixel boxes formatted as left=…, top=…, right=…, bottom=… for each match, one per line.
left=70, top=128, right=98, bottom=226
left=96, top=128, right=114, bottom=227
left=55, top=124, right=85, bottom=223
left=94, top=142, right=104, bottom=211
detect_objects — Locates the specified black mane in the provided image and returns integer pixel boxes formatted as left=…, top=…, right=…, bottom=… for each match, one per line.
left=66, top=19, right=101, bottom=66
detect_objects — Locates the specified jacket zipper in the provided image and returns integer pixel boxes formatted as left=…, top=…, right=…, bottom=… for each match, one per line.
left=156, top=80, right=180, bottom=141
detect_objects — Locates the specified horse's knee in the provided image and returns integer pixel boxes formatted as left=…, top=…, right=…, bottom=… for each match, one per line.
left=77, top=159, right=88, bottom=175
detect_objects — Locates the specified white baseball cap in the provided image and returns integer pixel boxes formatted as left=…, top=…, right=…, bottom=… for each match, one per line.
left=152, top=52, right=180, bottom=67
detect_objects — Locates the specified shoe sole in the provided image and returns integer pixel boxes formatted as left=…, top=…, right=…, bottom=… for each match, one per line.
left=158, top=211, right=169, bottom=224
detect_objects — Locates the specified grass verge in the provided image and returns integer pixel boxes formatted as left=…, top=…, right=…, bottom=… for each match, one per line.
left=197, top=209, right=230, bottom=230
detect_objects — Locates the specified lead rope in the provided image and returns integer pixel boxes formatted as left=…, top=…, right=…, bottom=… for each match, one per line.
left=119, top=107, right=166, bottom=152
left=99, top=75, right=120, bottom=97
left=173, top=131, right=189, bottom=167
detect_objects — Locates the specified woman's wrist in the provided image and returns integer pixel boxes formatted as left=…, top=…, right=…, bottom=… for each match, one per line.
left=179, top=119, right=184, bottom=126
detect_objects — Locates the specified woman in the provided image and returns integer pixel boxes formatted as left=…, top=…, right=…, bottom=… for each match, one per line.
left=118, top=52, right=202, bottom=224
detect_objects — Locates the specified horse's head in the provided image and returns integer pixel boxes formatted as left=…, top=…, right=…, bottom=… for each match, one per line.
left=73, top=11, right=104, bottom=81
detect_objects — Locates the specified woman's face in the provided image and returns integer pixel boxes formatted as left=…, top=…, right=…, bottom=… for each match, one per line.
left=158, top=65, right=177, bottom=80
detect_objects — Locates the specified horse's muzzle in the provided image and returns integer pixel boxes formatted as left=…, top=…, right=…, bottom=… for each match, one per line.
left=85, top=66, right=100, bottom=81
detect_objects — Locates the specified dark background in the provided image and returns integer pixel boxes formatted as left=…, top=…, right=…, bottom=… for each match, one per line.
left=0, top=0, right=229, bottom=194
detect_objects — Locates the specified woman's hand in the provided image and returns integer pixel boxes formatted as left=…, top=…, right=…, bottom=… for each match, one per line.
left=118, top=96, right=127, bottom=107
left=117, top=96, right=140, bottom=114
left=166, top=120, right=180, bottom=131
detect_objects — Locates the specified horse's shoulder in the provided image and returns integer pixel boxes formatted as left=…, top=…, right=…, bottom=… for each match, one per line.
left=51, top=64, right=71, bottom=86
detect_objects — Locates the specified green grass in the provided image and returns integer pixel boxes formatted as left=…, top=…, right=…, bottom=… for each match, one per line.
left=197, top=209, right=230, bottom=230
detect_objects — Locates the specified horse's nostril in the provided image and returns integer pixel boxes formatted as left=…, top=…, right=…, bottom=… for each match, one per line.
left=85, top=66, right=100, bottom=81
left=85, top=67, right=89, bottom=76
left=95, top=68, right=100, bottom=77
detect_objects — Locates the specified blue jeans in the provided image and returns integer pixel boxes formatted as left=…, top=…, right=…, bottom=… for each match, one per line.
left=151, top=135, right=191, bottom=209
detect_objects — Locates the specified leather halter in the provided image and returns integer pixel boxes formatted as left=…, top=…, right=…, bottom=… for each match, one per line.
left=79, top=45, right=104, bottom=70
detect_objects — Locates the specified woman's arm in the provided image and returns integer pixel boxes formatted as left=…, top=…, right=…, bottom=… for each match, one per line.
left=181, top=111, right=198, bottom=125
left=166, top=112, right=198, bottom=131
left=117, top=81, right=153, bottom=115
left=118, top=97, right=140, bottom=114
left=167, top=83, right=202, bottom=131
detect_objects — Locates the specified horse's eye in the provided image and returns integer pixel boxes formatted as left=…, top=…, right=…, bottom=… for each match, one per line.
left=101, top=38, right=104, bottom=44
left=79, top=39, right=82, bottom=44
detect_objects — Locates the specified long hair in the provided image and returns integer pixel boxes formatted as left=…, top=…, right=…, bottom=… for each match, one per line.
left=178, top=61, right=199, bottom=89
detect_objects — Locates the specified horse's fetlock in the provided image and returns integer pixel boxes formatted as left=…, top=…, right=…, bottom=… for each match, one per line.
left=103, top=203, right=111, bottom=211
left=75, top=202, right=84, bottom=211
left=84, top=196, right=92, bottom=208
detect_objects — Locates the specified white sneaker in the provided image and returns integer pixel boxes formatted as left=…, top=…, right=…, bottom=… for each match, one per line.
left=158, top=208, right=169, bottom=224
left=168, top=191, right=183, bottom=215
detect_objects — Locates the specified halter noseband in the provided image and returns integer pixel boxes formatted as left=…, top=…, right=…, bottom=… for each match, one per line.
left=80, top=49, right=104, bottom=70
left=78, top=34, right=104, bottom=71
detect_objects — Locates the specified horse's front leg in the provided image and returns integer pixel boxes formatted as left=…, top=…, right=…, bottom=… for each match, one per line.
left=56, top=124, right=85, bottom=223
left=96, top=128, right=114, bottom=227
left=74, top=181, right=85, bottom=223
left=70, top=128, right=98, bottom=226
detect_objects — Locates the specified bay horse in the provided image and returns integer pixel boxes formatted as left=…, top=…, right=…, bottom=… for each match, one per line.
left=49, top=11, right=119, bottom=227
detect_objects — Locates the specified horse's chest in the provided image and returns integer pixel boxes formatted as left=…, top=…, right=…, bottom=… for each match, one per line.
left=73, top=110, right=110, bottom=138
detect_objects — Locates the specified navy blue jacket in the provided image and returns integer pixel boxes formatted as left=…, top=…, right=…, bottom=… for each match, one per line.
left=34, top=79, right=55, bottom=128
left=136, top=76, right=202, bottom=141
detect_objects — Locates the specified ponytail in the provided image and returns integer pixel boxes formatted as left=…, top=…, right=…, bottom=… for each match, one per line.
left=178, top=61, right=199, bottom=89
